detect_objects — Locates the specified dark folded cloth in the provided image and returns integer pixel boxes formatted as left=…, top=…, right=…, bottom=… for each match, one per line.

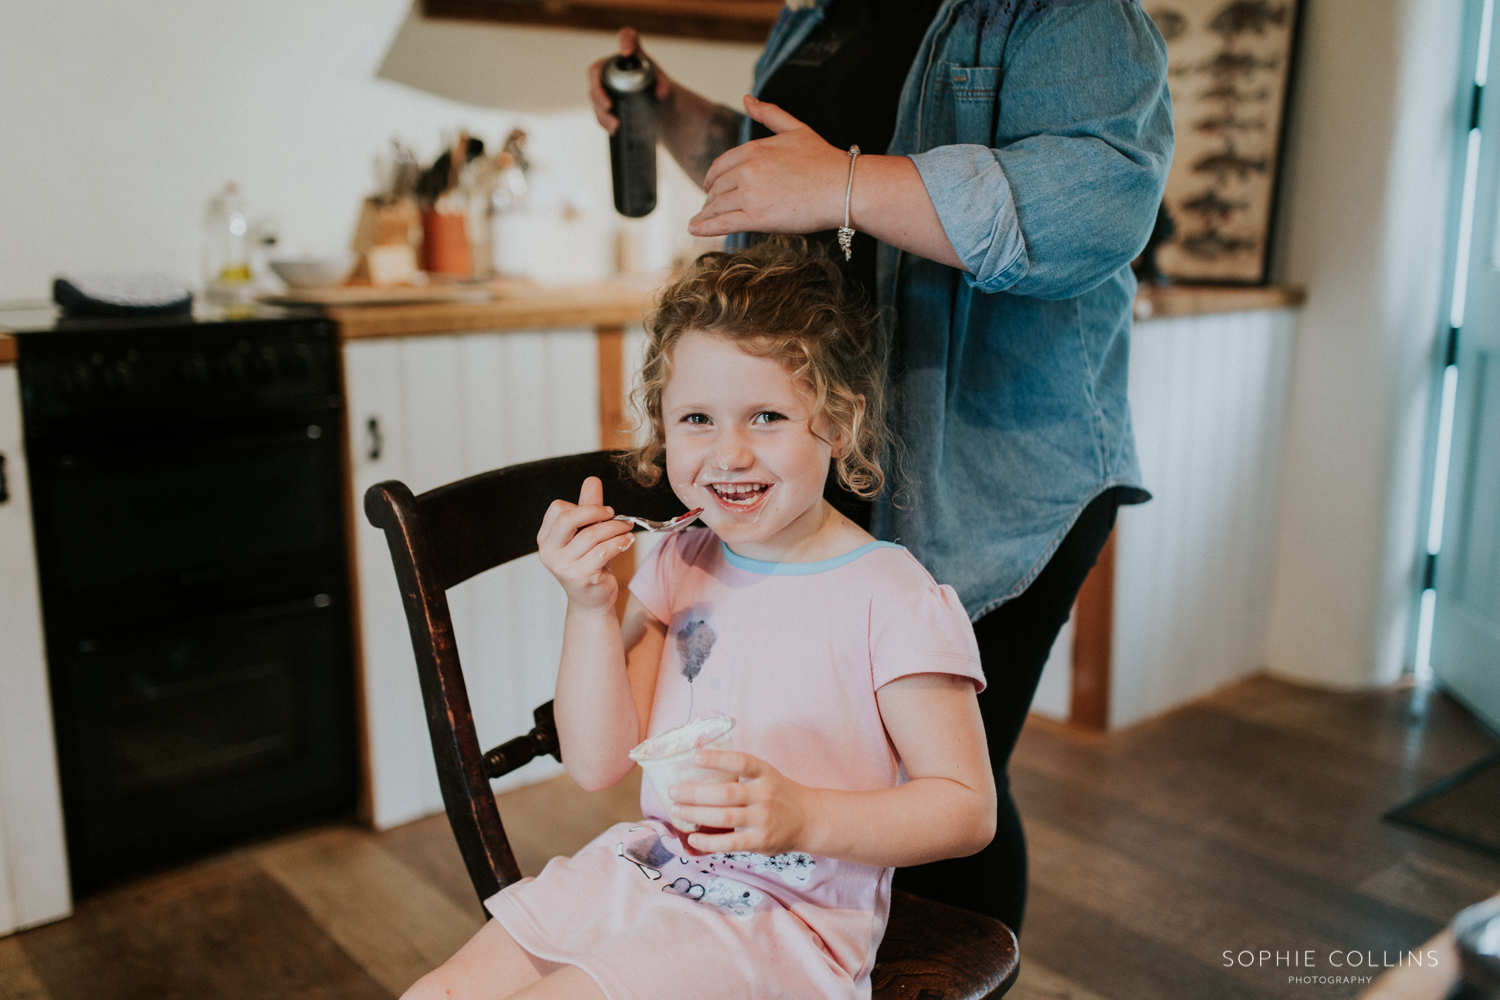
left=53, top=275, right=193, bottom=317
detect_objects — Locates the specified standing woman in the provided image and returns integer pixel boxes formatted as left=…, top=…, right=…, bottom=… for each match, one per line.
left=590, top=0, right=1172, bottom=934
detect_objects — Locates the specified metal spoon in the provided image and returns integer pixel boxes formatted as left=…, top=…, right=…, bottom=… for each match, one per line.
left=612, top=507, right=703, bottom=533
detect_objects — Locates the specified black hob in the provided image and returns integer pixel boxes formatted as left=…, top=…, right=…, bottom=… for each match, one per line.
left=16, top=309, right=359, bottom=894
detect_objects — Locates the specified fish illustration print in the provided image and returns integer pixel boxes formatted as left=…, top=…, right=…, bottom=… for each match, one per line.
left=1192, top=144, right=1269, bottom=181
left=1210, top=0, right=1290, bottom=39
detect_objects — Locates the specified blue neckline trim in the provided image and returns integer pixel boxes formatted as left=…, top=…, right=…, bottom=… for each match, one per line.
left=719, top=540, right=905, bottom=576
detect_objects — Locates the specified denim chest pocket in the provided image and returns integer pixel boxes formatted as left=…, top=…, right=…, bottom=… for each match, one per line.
left=948, top=64, right=1000, bottom=146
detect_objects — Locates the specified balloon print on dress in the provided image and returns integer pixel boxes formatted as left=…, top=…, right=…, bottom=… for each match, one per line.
left=674, top=615, right=716, bottom=722
left=616, top=826, right=676, bottom=880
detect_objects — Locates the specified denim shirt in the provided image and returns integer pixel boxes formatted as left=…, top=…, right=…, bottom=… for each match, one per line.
left=742, top=0, right=1173, bottom=619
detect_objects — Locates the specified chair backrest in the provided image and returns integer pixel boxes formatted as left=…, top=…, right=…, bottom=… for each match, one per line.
left=363, top=450, right=681, bottom=905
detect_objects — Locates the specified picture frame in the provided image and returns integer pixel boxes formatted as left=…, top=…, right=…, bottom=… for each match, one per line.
left=420, top=0, right=783, bottom=44
left=1149, top=0, right=1305, bottom=284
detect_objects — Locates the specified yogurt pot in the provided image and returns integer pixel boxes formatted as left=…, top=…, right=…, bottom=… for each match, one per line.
left=628, top=715, right=736, bottom=833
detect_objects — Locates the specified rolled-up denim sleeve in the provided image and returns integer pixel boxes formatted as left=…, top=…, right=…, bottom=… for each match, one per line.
left=909, top=145, right=1029, bottom=289
left=911, top=0, right=1173, bottom=300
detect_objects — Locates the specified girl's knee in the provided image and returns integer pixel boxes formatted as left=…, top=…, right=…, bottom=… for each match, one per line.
left=400, top=918, right=545, bottom=1000
left=401, top=964, right=459, bottom=1000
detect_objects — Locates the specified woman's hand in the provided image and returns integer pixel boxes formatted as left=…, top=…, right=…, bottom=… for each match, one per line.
left=536, top=476, right=635, bottom=612
left=688, top=96, right=848, bottom=237
left=588, top=27, right=673, bottom=136
left=669, top=750, right=818, bottom=856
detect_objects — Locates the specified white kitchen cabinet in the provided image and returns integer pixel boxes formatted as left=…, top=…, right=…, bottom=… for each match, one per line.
left=1109, top=308, right=1297, bottom=727
left=344, top=330, right=601, bottom=830
left=0, top=363, right=71, bottom=936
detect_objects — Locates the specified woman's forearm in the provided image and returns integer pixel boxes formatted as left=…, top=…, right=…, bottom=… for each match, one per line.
left=685, top=98, right=967, bottom=270
left=847, top=154, right=965, bottom=271
left=659, top=86, right=743, bottom=190
left=553, top=602, right=638, bottom=791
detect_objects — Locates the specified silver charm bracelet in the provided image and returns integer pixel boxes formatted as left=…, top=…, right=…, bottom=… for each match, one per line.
left=838, top=145, right=861, bottom=261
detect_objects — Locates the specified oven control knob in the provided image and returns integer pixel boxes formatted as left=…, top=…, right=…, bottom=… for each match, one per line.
left=281, top=346, right=311, bottom=379
left=218, top=354, right=246, bottom=386
left=100, top=359, right=133, bottom=395
left=70, top=363, right=94, bottom=394
left=249, top=347, right=276, bottom=384
left=179, top=354, right=210, bottom=386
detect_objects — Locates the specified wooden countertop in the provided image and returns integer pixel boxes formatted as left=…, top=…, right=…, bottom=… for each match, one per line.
left=1134, top=284, right=1306, bottom=321
left=331, top=279, right=1305, bottom=338
left=329, top=279, right=657, bottom=340
left=0, top=282, right=1306, bottom=358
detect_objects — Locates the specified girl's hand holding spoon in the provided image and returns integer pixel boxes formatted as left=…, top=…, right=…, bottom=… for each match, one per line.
left=537, top=476, right=636, bottom=612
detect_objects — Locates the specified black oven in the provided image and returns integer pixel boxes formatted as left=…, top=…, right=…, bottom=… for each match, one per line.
left=17, top=311, right=358, bottom=893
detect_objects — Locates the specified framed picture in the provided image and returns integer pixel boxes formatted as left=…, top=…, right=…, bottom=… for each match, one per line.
left=1149, top=0, right=1303, bottom=284
left=421, top=0, right=783, bottom=44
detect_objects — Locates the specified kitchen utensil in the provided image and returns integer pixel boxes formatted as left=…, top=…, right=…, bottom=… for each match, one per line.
left=422, top=212, right=470, bottom=276
left=612, top=507, right=703, bottom=533
left=269, top=254, right=355, bottom=289
left=601, top=52, right=658, bottom=218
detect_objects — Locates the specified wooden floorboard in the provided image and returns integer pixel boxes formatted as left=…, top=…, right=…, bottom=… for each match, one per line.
left=1012, top=680, right=1500, bottom=1000
left=0, top=937, right=51, bottom=1000
left=372, top=812, right=480, bottom=916
left=4, top=675, right=1496, bottom=1000
left=1014, top=705, right=1500, bottom=895
left=14, top=851, right=388, bottom=1000
left=1203, top=676, right=1495, bottom=781
left=1007, top=957, right=1112, bottom=1000
left=1022, top=885, right=1273, bottom=1000
left=1014, top=763, right=1443, bottom=951
left=254, top=825, right=485, bottom=997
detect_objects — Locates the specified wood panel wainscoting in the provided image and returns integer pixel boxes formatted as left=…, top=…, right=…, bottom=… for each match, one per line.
left=1061, top=299, right=1303, bottom=731
left=595, top=324, right=641, bottom=619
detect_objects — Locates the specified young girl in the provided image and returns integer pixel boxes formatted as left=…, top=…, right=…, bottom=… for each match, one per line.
left=404, top=242, right=995, bottom=1000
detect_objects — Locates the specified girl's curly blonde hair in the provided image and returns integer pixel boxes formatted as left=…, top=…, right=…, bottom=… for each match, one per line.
left=621, top=238, right=890, bottom=499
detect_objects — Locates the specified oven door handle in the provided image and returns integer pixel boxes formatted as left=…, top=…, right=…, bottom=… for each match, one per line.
left=366, top=416, right=383, bottom=462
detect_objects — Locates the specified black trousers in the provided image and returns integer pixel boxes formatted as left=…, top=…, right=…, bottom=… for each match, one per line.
left=891, top=488, right=1123, bottom=935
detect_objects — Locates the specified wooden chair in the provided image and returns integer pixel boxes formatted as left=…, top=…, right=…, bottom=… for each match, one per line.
left=364, top=450, right=1019, bottom=999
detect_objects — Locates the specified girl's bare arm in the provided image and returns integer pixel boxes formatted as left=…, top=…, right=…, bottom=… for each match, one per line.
left=540, top=478, right=665, bottom=790
left=671, top=673, right=996, bottom=867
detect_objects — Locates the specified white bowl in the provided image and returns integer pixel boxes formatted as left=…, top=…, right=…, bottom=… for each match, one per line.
left=270, top=254, right=354, bottom=289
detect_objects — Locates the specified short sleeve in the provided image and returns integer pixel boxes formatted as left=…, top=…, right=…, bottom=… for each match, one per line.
left=627, top=532, right=681, bottom=626
left=870, top=583, right=985, bottom=693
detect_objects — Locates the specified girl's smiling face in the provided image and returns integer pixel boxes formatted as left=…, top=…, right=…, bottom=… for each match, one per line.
left=662, top=330, right=838, bottom=560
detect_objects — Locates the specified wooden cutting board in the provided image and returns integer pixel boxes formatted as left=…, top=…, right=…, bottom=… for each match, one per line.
left=260, top=278, right=538, bottom=307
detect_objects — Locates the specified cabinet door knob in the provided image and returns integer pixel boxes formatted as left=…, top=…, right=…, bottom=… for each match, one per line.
left=366, top=417, right=383, bottom=462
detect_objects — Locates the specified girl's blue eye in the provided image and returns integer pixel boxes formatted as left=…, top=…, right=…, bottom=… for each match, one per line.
left=682, top=413, right=710, bottom=425
left=752, top=411, right=787, bottom=425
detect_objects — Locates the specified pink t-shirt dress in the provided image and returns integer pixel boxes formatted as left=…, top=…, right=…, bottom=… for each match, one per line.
left=486, top=529, right=984, bottom=1000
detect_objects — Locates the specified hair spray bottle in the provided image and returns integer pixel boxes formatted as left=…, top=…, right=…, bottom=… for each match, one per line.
left=602, top=53, right=658, bottom=218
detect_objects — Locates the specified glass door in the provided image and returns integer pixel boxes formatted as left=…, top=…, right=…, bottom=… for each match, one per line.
left=1429, top=0, right=1500, bottom=733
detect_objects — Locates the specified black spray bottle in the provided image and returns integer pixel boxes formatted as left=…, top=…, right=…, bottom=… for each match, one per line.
left=602, top=52, right=658, bottom=218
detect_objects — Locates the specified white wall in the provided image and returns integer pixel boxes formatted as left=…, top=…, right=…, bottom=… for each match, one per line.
left=0, top=1, right=759, bottom=301
left=1266, top=0, right=1465, bottom=687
